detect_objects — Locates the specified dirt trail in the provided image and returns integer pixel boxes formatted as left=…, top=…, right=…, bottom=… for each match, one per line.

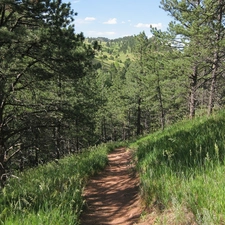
left=80, top=147, right=143, bottom=225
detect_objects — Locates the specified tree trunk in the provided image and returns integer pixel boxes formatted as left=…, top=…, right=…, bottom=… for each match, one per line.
left=127, top=110, right=131, bottom=139
left=189, top=65, right=198, bottom=119
left=54, top=126, right=60, bottom=159
left=122, top=122, right=126, bottom=140
left=0, top=125, right=6, bottom=188
left=101, top=117, right=107, bottom=142
left=156, top=74, right=165, bottom=130
left=136, top=97, right=141, bottom=136
left=0, top=137, right=6, bottom=188
left=0, top=90, right=6, bottom=188
left=208, top=0, right=222, bottom=115
left=208, top=59, right=218, bottom=115
left=75, top=119, right=79, bottom=152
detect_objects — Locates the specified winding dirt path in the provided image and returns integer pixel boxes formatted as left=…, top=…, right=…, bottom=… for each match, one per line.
left=80, top=147, right=143, bottom=225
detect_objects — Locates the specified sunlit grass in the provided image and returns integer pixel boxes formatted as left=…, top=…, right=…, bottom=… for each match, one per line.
left=134, top=110, right=225, bottom=224
left=0, top=142, right=124, bottom=225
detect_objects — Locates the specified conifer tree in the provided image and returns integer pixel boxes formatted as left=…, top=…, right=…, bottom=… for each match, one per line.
left=0, top=0, right=95, bottom=186
left=161, top=0, right=225, bottom=117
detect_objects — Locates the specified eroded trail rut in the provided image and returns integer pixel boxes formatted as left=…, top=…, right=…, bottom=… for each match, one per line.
left=80, top=147, right=142, bottom=225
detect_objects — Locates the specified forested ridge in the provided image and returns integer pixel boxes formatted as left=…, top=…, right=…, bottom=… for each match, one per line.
left=1, top=0, right=225, bottom=189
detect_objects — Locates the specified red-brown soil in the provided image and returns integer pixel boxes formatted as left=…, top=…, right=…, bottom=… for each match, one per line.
left=80, top=147, right=144, bottom=225
left=80, top=147, right=197, bottom=225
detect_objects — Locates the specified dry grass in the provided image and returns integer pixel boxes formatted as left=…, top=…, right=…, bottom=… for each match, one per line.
left=137, top=206, right=197, bottom=225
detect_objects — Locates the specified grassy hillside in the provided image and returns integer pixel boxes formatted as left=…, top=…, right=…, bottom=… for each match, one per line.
left=133, top=110, right=225, bottom=224
left=87, top=36, right=135, bottom=70
left=0, top=142, right=122, bottom=225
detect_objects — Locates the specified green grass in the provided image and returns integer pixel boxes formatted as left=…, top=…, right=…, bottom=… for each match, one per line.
left=0, top=142, right=124, bottom=225
left=3, top=107, right=225, bottom=225
left=133, top=110, right=225, bottom=224
left=94, top=41, right=134, bottom=69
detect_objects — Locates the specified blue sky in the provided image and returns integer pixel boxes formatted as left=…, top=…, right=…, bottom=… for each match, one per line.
left=63, top=0, right=173, bottom=39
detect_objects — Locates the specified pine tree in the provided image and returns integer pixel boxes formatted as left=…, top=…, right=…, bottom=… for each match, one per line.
left=160, top=0, right=225, bottom=118
left=0, top=0, right=95, bottom=186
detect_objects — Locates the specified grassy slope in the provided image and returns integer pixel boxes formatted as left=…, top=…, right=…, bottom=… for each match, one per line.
left=0, top=142, right=122, bottom=225
left=87, top=38, right=135, bottom=70
left=132, top=110, right=225, bottom=224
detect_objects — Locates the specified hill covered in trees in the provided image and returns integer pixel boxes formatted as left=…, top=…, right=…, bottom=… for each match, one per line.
left=1, top=0, right=225, bottom=189
left=86, top=21, right=225, bottom=141
left=1, top=0, right=225, bottom=224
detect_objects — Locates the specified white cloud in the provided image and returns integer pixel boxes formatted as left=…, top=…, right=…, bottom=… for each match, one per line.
left=73, top=0, right=80, bottom=3
left=84, top=17, right=96, bottom=21
left=103, top=18, right=117, bottom=24
left=135, top=23, right=149, bottom=28
left=76, top=19, right=85, bottom=24
left=135, top=23, right=162, bottom=29
left=88, top=31, right=116, bottom=36
left=76, top=17, right=96, bottom=25
left=76, top=19, right=88, bottom=25
left=103, top=32, right=116, bottom=35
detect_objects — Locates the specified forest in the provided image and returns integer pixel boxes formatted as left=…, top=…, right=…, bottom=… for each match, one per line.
left=1, top=0, right=225, bottom=224
left=1, top=0, right=225, bottom=188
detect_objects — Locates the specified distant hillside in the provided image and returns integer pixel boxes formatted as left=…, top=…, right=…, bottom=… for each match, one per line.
left=87, top=37, right=111, bottom=43
left=87, top=36, right=136, bottom=70
left=86, top=35, right=135, bottom=44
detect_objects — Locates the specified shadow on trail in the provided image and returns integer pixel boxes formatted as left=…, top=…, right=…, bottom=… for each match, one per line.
left=80, top=148, right=141, bottom=225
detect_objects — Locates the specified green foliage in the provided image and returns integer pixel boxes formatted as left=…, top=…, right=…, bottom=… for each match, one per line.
left=134, top=110, right=225, bottom=223
left=0, top=0, right=99, bottom=181
left=0, top=144, right=114, bottom=224
left=2, top=3, right=225, bottom=223
left=160, top=0, right=225, bottom=118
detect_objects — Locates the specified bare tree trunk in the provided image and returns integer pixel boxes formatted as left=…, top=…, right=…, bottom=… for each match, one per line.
left=126, top=110, right=131, bottom=139
left=122, top=122, right=126, bottom=140
left=0, top=114, right=6, bottom=188
left=54, top=126, right=60, bottom=159
left=136, top=97, right=141, bottom=136
left=0, top=89, right=6, bottom=188
left=156, top=73, right=165, bottom=130
left=208, top=58, right=218, bottom=115
left=75, top=119, right=79, bottom=152
left=189, top=65, right=198, bottom=119
left=0, top=141, right=6, bottom=188
left=101, top=117, right=107, bottom=142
